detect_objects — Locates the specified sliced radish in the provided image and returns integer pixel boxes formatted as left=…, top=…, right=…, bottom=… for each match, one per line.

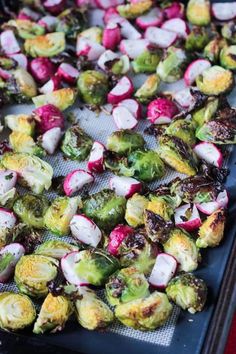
left=0, top=30, right=20, bottom=55
left=61, top=251, right=88, bottom=286
left=109, top=176, right=142, bottom=198
left=161, top=18, right=190, bottom=39
left=0, top=170, right=17, bottom=196
left=87, top=141, right=106, bottom=173
left=117, top=98, right=142, bottom=120
left=41, top=127, right=62, bottom=155
left=76, top=37, right=105, bottom=61
left=108, top=76, right=134, bottom=104
left=196, top=201, right=220, bottom=215
left=102, top=22, right=121, bottom=50
left=216, top=190, right=229, bottom=208
left=97, top=50, right=119, bottom=70
left=119, top=19, right=142, bottom=40
left=112, top=106, right=138, bottom=130
left=103, top=7, right=119, bottom=24
left=0, top=68, right=11, bottom=80
left=184, top=59, right=211, bottom=86
left=95, top=0, right=124, bottom=10
left=193, top=142, right=223, bottom=168
left=0, top=208, right=17, bottom=231
left=57, top=63, right=79, bottom=84
left=107, top=224, right=133, bottom=256
left=70, top=214, right=102, bottom=247
left=136, top=7, right=164, bottom=30
left=8, top=53, right=28, bottom=70
left=18, top=7, right=40, bottom=21
left=145, top=27, right=177, bottom=48
left=147, top=98, right=179, bottom=124
left=120, top=39, right=150, bottom=59
left=38, top=15, right=59, bottom=32
left=63, top=169, right=94, bottom=197
left=212, top=2, right=236, bottom=21
left=175, top=203, right=202, bottom=231
left=0, top=243, right=25, bottom=283
left=43, top=0, right=66, bottom=15
left=173, top=88, right=195, bottom=109
left=149, top=253, right=178, bottom=289
left=39, top=75, right=61, bottom=94
left=163, top=1, right=185, bottom=20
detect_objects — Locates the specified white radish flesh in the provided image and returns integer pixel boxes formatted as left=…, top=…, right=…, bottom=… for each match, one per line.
left=57, top=63, right=79, bottom=84
left=38, top=15, right=59, bottom=31
left=145, top=27, right=177, bottom=48
left=70, top=214, right=102, bottom=247
left=0, top=243, right=25, bottom=283
left=41, top=127, right=62, bottom=155
left=87, top=141, right=106, bottom=173
left=216, top=190, right=229, bottom=208
left=161, top=18, right=190, bottom=39
left=193, top=142, right=223, bottom=168
left=212, top=2, right=236, bottom=21
left=95, top=0, right=124, bottom=9
left=108, top=76, right=134, bottom=104
left=8, top=53, right=28, bottom=70
left=0, top=208, right=17, bottom=230
left=76, top=38, right=105, bottom=61
left=61, top=251, right=88, bottom=286
left=184, top=59, right=211, bottom=86
left=149, top=253, right=178, bottom=288
left=39, top=76, right=61, bottom=94
left=0, top=30, right=20, bottom=55
left=136, top=7, right=164, bottom=29
left=109, top=176, right=142, bottom=198
left=120, top=39, right=150, bottom=59
left=0, top=170, right=17, bottom=195
left=196, top=201, right=220, bottom=215
left=175, top=203, right=202, bottom=231
left=118, top=98, right=142, bottom=119
left=97, top=50, right=119, bottom=70
left=112, top=106, right=138, bottom=130
left=173, top=88, right=195, bottom=108
left=63, top=169, right=94, bottom=197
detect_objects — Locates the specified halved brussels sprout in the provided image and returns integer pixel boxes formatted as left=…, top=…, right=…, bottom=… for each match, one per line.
left=115, top=291, right=172, bottom=331
left=11, top=68, right=37, bottom=99
left=14, top=255, right=58, bottom=297
left=1, top=153, right=53, bottom=194
left=192, top=97, right=219, bottom=127
left=35, top=240, right=79, bottom=259
left=118, top=1, right=152, bottom=19
left=44, top=196, right=81, bottom=236
left=165, top=119, right=196, bottom=146
left=106, top=267, right=149, bottom=306
left=135, top=74, right=160, bottom=103
left=196, top=209, right=225, bottom=248
left=185, top=26, right=209, bottom=52
left=0, top=292, right=36, bottom=331
left=196, top=66, right=234, bottom=96
left=204, top=38, right=227, bottom=63
left=5, top=223, right=42, bottom=254
left=61, top=125, right=93, bottom=161
left=77, top=70, right=109, bottom=106
left=132, top=50, right=161, bottom=74
left=79, top=27, right=103, bottom=43
left=33, top=293, right=73, bottom=334
left=125, top=193, right=149, bottom=227
left=220, top=45, right=236, bottom=71
left=13, top=194, right=49, bottom=229
left=9, top=132, right=45, bottom=157
left=5, top=19, right=45, bottom=39
left=5, top=114, right=35, bottom=136
left=0, top=57, right=17, bottom=70
left=107, top=130, right=145, bottom=156
left=166, top=273, right=207, bottom=314
left=24, top=32, right=66, bottom=58
left=56, top=8, right=87, bottom=39
left=186, top=0, right=211, bottom=26
left=221, top=22, right=236, bottom=45
left=156, top=47, right=187, bottom=83
left=146, top=195, right=174, bottom=221
left=0, top=188, right=18, bottom=209
left=33, top=88, right=77, bottom=111
left=196, top=119, right=236, bottom=144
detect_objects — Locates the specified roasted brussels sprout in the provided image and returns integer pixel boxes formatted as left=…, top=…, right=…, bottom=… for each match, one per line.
left=82, top=189, right=126, bottom=231
left=44, top=196, right=81, bottom=236
left=118, top=1, right=152, bottom=19
left=146, top=195, right=174, bottom=221
left=135, top=74, right=160, bottom=103
left=196, top=118, right=236, bottom=144
left=186, top=0, right=211, bottom=26
left=0, top=56, right=17, bottom=70
left=1, top=153, right=53, bottom=194
left=24, top=32, right=66, bottom=57
left=106, top=267, right=149, bottom=306
left=107, top=130, right=145, bottom=156
left=163, top=228, right=200, bottom=272
left=33, top=88, right=77, bottom=111
left=185, top=26, right=209, bottom=52
left=35, top=240, right=79, bottom=259
left=221, top=21, right=236, bottom=45
left=9, top=132, right=44, bottom=156
left=79, top=26, right=103, bottom=43
left=61, top=124, right=93, bottom=161
left=132, top=50, right=161, bottom=74
left=220, top=45, right=236, bottom=71
left=5, top=223, right=42, bottom=254
left=204, top=38, right=227, bottom=63
left=0, top=292, right=36, bottom=331
left=165, top=119, right=196, bottom=146
left=5, top=114, right=35, bottom=136
left=14, top=255, right=58, bottom=297
left=196, top=66, right=234, bottom=96
left=56, top=8, right=87, bottom=39
left=115, top=291, right=172, bottom=331
left=125, top=193, right=149, bottom=227
left=156, top=47, right=187, bottom=83
left=196, top=209, right=225, bottom=248
left=10, top=68, right=37, bottom=100
left=4, top=19, right=45, bottom=39
left=77, top=70, right=109, bottom=106
left=192, top=97, right=219, bottom=127
left=166, top=273, right=207, bottom=314
left=33, top=293, right=73, bottom=334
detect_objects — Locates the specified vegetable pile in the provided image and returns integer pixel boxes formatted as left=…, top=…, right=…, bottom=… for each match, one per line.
left=0, top=0, right=235, bottom=335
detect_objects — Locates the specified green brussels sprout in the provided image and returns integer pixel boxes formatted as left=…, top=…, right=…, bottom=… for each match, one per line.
left=115, top=291, right=172, bottom=331
left=14, top=255, right=58, bottom=297
left=24, top=32, right=66, bottom=58
left=106, top=267, right=149, bottom=306
left=5, top=19, right=45, bottom=39
left=33, top=293, right=73, bottom=334
left=0, top=56, right=17, bottom=70
left=165, top=119, right=196, bottom=146
left=146, top=195, right=174, bottom=221
left=56, top=8, right=87, bottom=39
left=1, top=153, right=53, bottom=194
left=192, top=97, right=219, bottom=127
left=77, top=70, right=109, bottom=106
left=82, top=189, right=126, bottom=231
left=196, top=65, right=234, bottom=96
left=32, top=88, right=77, bottom=111
left=44, top=196, right=81, bottom=236
left=132, top=50, right=161, bottom=74
left=5, top=114, right=35, bottom=136
left=13, top=194, right=49, bottom=229
left=185, top=26, right=209, bottom=52
left=220, top=45, right=236, bottom=71
left=163, top=228, right=200, bottom=272
left=156, top=47, right=187, bottom=83
left=5, top=223, right=42, bottom=254
left=35, top=240, right=79, bottom=259
left=9, top=132, right=45, bottom=157
left=107, top=130, right=145, bottom=156
left=117, top=0, right=152, bottom=19
left=186, top=0, right=211, bottom=26
left=75, top=287, right=114, bottom=330
left=158, top=135, right=198, bottom=176
left=79, top=27, right=103, bottom=43
left=125, top=193, right=149, bottom=227
left=204, top=38, right=227, bottom=63
left=109, top=55, right=130, bottom=76
left=196, top=209, right=225, bottom=248
left=195, top=119, right=236, bottom=144
left=135, top=74, right=160, bottom=103
left=61, top=124, right=93, bottom=161
left=0, top=292, right=36, bottom=331
left=11, top=68, right=37, bottom=100
left=166, top=273, right=207, bottom=314
left=221, top=21, right=236, bottom=45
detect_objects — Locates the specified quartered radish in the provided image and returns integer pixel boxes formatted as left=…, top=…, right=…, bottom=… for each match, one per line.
left=0, top=170, right=17, bottom=195
left=70, top=214, right=102, bottom=247
left=184, top=59, right=211, bottom=86
left=0, top=68, right=11, bottom=80
left=97, top=50, right=119, bottom=70
left=18, top=7, right=41, bottom=21
left=30, top=57, right=56, bottom=84
left=43, top=0, right=66, bottom=15
left=0, top=208, right=17, bottom=231
left=174, top=203, right=202, bottom=231
left=61, top=251, right=88, bottom=286
left=120, top=39, right=150, bottom=59
left=136, top=7, right=164, bottom=29
left=147, top=98, right=179, bottom=124
left=38, top=15, right=59, bottom=31
left=0, top=30, right=20, bottom=55
left=103, top=7, right=119, bottom=24
left=118, top=98, right=142, bottom=119
left=173, top=88, right=195, bottom=108
left=109, top=176, right=142, bottom=198
left=149, top=253, right=178, bottom=289
left=112, top=106, right=138, bottom=130
left=39, top=75, right=61, bottom=94
left=108, top=224, right=133, bottom=256
left=40, top=127, right=62, bottom=155
left=145, top=27, right=177, bottom=48
left=163, top=1, right=185, bottom=19
left=212, top=2, right=236, bottom=21
left=193, top=142, right=223, bottom=168
left=57, top=63, right=79, bottom=84
left=161, top=18, right=190, bottom=39
left=87, top=141, right=106, bottom=173
left=0, top=243, right=25, bottom=283
left=63, top=169, right=94, bottom=197
left=196, top=201, right=220, bottom=215
left=216, top=190, right=229, bottom=208
left=8, top=53, right=28, bottom=70
left=118, top=19, right=142, bottom=39
left=102, top=22, right=121, bottom=50
left=76, top=37, right=105, bottom=61
left=108, top=76, right=134, bottom=104
left=95, top=0, right=124, bottom=9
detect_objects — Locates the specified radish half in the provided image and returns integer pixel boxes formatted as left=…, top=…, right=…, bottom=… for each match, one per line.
left=109, top=176, right=142, bottom=198
left=39, top=75, right=61, bottom=94
left=43, top=0, right=66, bottom=15
left=0, top=243, right=25, bottom=283
left=76, top=37, right=105, bottom=61
left=184, top=59, right=211, bottom=86
left=120, top=39, right=150, bottom=59
left=136, top=7, right=164, bottom=30
left=173, top=88, right=195, bottom=109
left=61, top=251, right=88, bottom=286
left=147, top=98, right=179, bottom=124
left=40, top=127, right=62, bottom=155
left=18, top=7, right=41, bottom=21
left=8, top=54, right=28, bottom=70
left=145, top=27, right=177, bottom=48
left=149, top=253, right=178, bottom=289
left=196, top=201, right=220, bottom=215
left=161, top=18, right=190, bottom=39
left=112, top=106, right=138, bottom=130
left=175, top=203, right=202, bottom=231
left=216, top=190, right=229, bottom=208
left=70, top=214, right=102, bottom=247
left=193, top=142, right=223, bottom=168
left=118, top=98, right=142, bottom=119
left=0, top=208, right=17, bottom=231
left=57, top=63, right=79, bottom=84
left=95, top=0, right=124, bottom=10
left=0, top=30, right=20, bottom=55
left=63, top=169, right=94, bottom=197
left=87, top=141, right=106, bottom=173
left=108, top=224, right=133, bottom=256
left=38, top=15, right=59, bottom=32
left=102, top=22, right=121, bottom=50
left=0, top=170, right=17, bottom=195
left=212, top=2, right=236, bottom=21
left=97, top=50, right=119, bottom=71
left=108, top=76, right=134, bottom=104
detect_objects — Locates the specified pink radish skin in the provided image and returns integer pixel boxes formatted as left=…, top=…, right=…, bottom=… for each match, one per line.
left=108, top=76, right=134, bottom=104
left=112, top=106, right=138, bottom=130
left=43, top=0, right=66, bottom=15
left=57, top=63, right=79, bottom=84
left=109, top=176, right=142, bottom=198
left=41, top=127, right=62, bottom=155
left=0, top=30, right=20, bottom=55
left=33, top=104, right=64, bottom=134
left=164, top=1, right=185, bottom=19
left=63, top=169, right=94, bottom=197
left=95, top=0, right=124, bottom=10
left=18, top=8, right=40, bottom=21
left=61, top=251, right=89, bottom=286
left=118, top=98, right=142, bottom=119
left=145, top=27, right=177, bottom=48
left=161, top=18, right=190, bottom=39
left=29, top=57, right=56, bottom=84
left=212, top=2, right=236, bottom=21
left=102, top=22, right=121, bottom=50
left=175, top=203, right=202, bottom=231
left=193, top=142, right=223, bottom=168
left=87, top=141, right=106, bottom=173
left=173, top=88, right=195, bottom=108
left=8, top=54, right=28, bottom=70
left=0, top=170, right=17, bottom=195
left=0, top=243, right=25, bottom=283
left=147, top=98, right=179, bottom=124
left=0, top=208, right=17, bottom=230
left=149, top=253, right=178, bottom=289
left=97, top=50, right=119, bottom=70
left=120, top=39, right=150, bottom=59
left=184, top=59, right=211, bottom=86
left=76, top=37, right=105, bottom=61
left=103, top=8, right=119, bottom=24
left=0, top=68, right=11, bottom=80
left=136, top=7, right=164, bottom=30
left=70, top=214, right=102, bottom=247
left=39, top=75, right=61, bottom=94
left=108, top=224, right=133, bottom=256
left=38, top=16, right=59, bottom=32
